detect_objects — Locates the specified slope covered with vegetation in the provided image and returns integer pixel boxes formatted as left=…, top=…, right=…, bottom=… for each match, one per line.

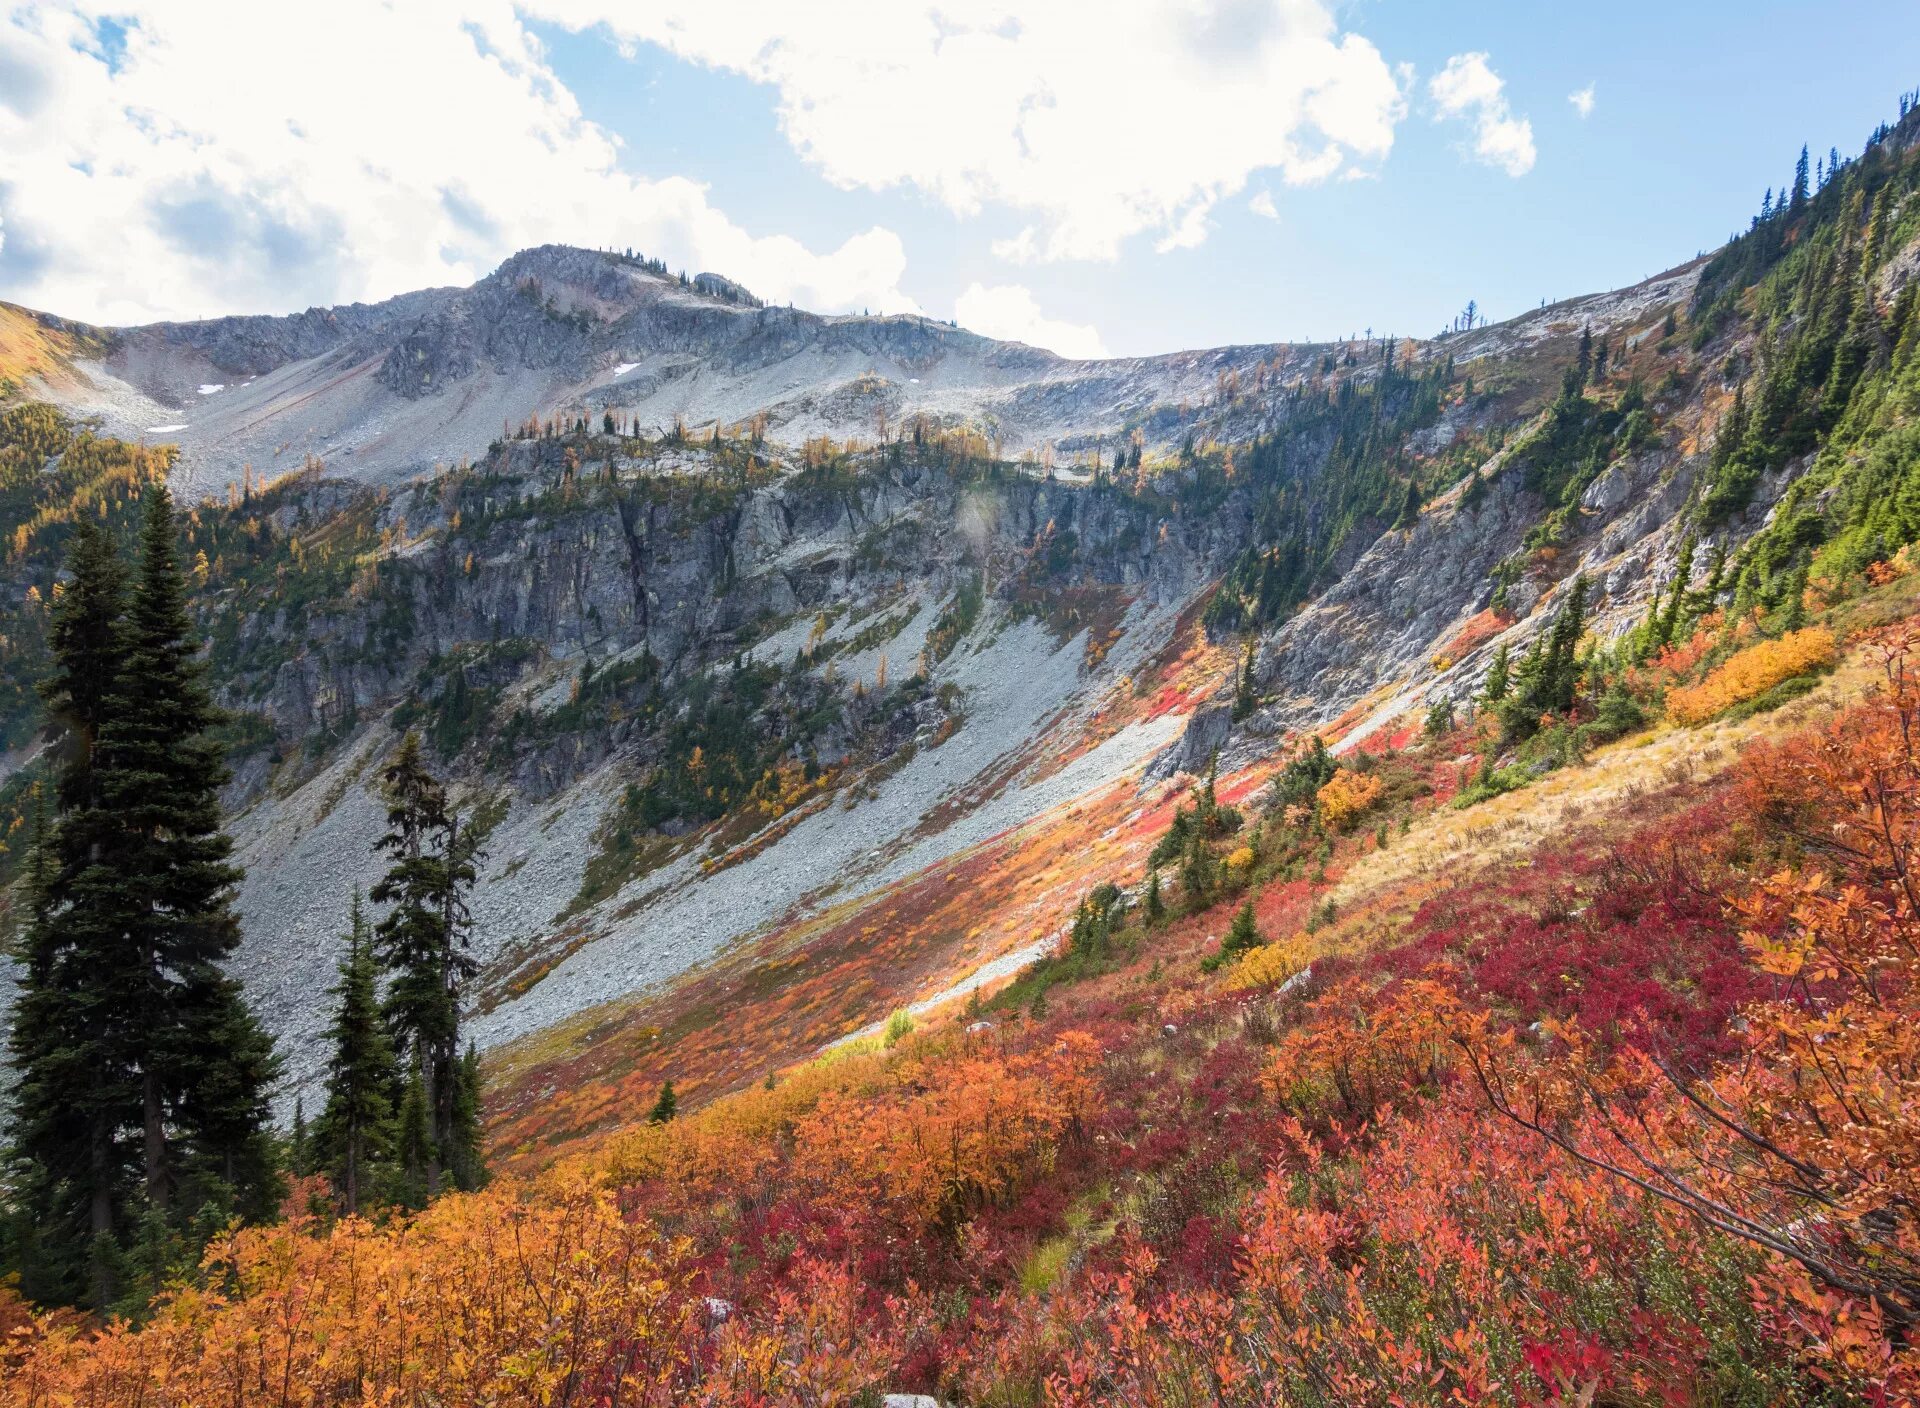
left=5, top=94, right=1920, bottom=1406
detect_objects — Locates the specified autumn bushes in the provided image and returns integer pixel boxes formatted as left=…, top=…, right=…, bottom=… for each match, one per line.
left=0, top=1172, right=935, bottom=1407
left=1665, top=624, right=1836, bottom=723
left=1052, top=1091, right=1792, bottom=1407
left=600, top=1026, right=1104, bottom=1247
left=13, top=632, right=1920, bottom=1403
left=3, top=1173, right=713, bottom=1406
left=0, top=1027, right=1105, bottom=1405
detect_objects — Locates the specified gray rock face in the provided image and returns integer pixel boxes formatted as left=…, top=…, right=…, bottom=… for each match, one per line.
left=7, top=242, right=1778, bottom=1108
left=14, top=246, right=1707, bottom=509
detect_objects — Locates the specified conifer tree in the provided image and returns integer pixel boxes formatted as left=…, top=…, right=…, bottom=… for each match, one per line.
left=1395, top=475, right=1423, bottom=528
left=1655, top=538, right=1697, bottom=649
left=1180, top=834, right=1214, bottom=909
left=314, top=892, right=397, bottom=1214
left=448, top=1042, right=486, bottom=1192
left=6, top=518, right=138, bottom=1307
left=370, top=733, right=481, bottom=1198
left=393, top=1058, right=433, bottom=1210
left=100, top=486, right=278, bottom=1220
left=1481, top=642, right=1511, bottom=704
left=1211, top=899, right=1261, bottom=971
left=289, top=1098, right=308, bottom=1180
left=648, top=1080, right=677, bottom=1124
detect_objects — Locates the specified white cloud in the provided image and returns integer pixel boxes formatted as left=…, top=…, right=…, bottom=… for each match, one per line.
left=0, top=1, right=916, bottom=323
left=529, top=0, right=1409, bottom=262
left=954, top=283, right=1106, bottom=359
left=1428, top=52, right=1536, bottom=177
left=1569, top=83, right=1595, bottom=119
left=1249, top=191, right=1280, bottom=220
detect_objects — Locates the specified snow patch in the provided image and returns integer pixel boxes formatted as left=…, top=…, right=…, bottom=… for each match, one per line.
left=611, top=362, right=639, bottom=377
left=145, top=424, right=189, bottom=433
left=197, top=384, right=225, bottom=395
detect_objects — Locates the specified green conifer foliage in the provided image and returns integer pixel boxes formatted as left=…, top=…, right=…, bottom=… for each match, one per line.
left=648, top=1080, right=678, bottom=1125
left=369, top=732, right=482, bottom=1198
left=315, top=892, right=398, bottom=1214
left=100, top=487, right=278, bottom=1221
left=5, top=518, right=133, bottom=1306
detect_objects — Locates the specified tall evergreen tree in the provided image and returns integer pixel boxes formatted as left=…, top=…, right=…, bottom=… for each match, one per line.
left=98, top=486, right=278, bottom=1221
left=392, top=1057, right=433, bottom=1211
left=369, top=733, right=482, bottom=1197
left=314, top=892, right=397, bottom=1215
left=448, top=1042, right=486, bottom=1193
left=6, top=518, right=137, bottom=1307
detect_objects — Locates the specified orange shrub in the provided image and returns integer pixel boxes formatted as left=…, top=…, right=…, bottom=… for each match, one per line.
left=1266, top=978, right=1461, bottom=1119
left=1665, top=626, right=1835, bottom=725
left=1316, top=768, right=1384, bottom=831
left=791, top=1030, right=1103, bottom=1234
left=1, top=1172, right=710, bottom=1406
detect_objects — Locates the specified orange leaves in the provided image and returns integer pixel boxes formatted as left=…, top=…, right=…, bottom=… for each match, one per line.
left=707, top=1258, right=910, bottom=1406
left=791, top=1033, right=1103, bottom=1236
left=1265, top=979, right=1463, bottom=1120
left=1665, top=625, right=1836, bottom=724
left=1315, top=769, right=1383, bottom=832
left=1054, top=1091, right=1744, bottom=1407
left=4, top=1172, right=709, bottom=1406
left=1460, top=636, right=1920, bottom=1391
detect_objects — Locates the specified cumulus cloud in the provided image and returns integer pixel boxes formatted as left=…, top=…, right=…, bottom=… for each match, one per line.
left=0, top=1, right=916, bottom=323
left=1569, top=83, right=1596, bottom=119
left=529, top=0, right=1408, bottom=262
left=1428, top=52, right=1536, bottom=177
left=954, top=283, right=1107, bottom=359
left=1249, top=191, right=1280, bottom=220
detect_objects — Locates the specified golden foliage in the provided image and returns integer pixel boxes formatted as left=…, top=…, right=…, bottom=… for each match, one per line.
left=1222, top=933, right=1311, bottom=991
left=1316, top=769, right=1384, bottom=831
left=1666, top=626, right=1836, bottom=725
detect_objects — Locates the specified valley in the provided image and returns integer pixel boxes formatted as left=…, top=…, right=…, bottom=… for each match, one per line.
left=3, top=86, right=1920, bottom=1406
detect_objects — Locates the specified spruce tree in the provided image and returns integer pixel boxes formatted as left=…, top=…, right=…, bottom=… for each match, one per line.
left=393, top=1058, right=433, bottom=1210
left=370, top=733, right=480, bottom=1198
left=314, top=892, right=397, bottom=1214
left=289, top=1098, right=308, bottom=1180
left=1481, top=642, right=1511, bottom=704
left=1395, top=475, right=1423, bottom=528
left=99, top=486, right=278, bottom=1221
left=1221, top=898, right=1261, bottom=959
left=5, top=517, right=139, bottom=1307
left=648, top=1080, right=677, bottom=1124
left=448, top=1041, right=486, bottom=1192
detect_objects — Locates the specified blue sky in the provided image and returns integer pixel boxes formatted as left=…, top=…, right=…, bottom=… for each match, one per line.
left=1, top=2, right=1915, bottom=354
left=533, top=0, right=1920, bottom=353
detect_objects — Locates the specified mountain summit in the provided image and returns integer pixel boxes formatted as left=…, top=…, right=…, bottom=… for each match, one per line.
left=10, top=241, right=1692, bottom=500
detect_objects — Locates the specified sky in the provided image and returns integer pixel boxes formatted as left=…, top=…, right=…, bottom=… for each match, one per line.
left=0, top=2, right=1914, bottom=358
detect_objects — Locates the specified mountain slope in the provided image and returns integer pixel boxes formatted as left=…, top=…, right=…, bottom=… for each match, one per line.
left=0, top=96, right=1916, bottom=1160
left=9, top=244, right=1696, bottom=503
